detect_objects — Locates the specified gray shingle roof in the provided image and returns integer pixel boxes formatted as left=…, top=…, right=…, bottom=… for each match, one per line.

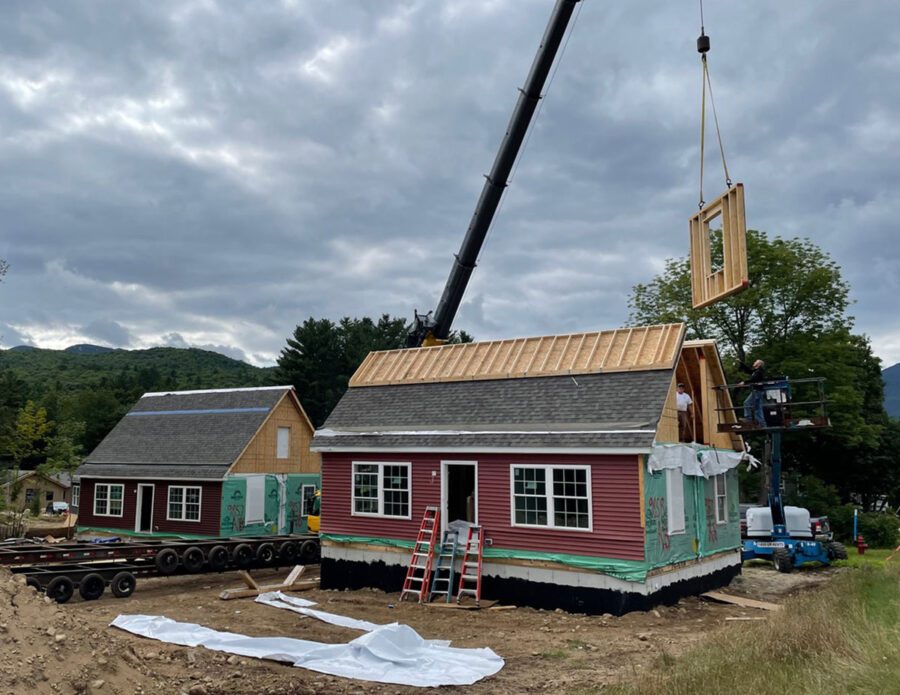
left=75, top=387, right=291, bottom=480
left=312, top=370, right=672, bottom=452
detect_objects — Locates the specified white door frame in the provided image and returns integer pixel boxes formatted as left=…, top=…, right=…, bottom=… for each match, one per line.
left=440, top=460, right=478, bottom=532
left=135, top=484, right=155, bottom=533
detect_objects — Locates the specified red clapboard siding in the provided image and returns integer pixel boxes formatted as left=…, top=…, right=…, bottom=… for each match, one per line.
left=77, top=478, right=222, bottom=537
left=321, top=452, right=644, bottom=561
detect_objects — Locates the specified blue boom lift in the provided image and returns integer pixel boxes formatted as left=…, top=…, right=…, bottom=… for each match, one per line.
left=715, top=377, right=846, bottom=572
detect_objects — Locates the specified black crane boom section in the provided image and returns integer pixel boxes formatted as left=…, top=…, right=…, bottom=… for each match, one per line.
left=408, top=0, right=581, bottom=347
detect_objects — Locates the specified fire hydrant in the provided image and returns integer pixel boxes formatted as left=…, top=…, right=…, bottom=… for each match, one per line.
left=856, top=534, right=869, bottom=555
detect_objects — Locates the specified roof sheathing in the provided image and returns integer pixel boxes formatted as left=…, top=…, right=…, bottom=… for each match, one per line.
left=350, top=323, right=685, bottom=388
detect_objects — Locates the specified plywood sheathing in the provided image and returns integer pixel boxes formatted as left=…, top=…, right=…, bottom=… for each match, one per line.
left=349, top=323, right=686, bottom=388
left=689, top=184, right=749, bottom=309
left=228, top=391, right=321, bottom=475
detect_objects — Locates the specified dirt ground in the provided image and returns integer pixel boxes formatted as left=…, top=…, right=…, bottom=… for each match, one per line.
left=0, top=563, right=841, bottom=695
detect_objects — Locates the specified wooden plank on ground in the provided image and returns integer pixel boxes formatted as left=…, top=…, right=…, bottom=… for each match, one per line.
left=425, top=599, right=497, bottom=610
left=724, top=616, right=766, bottom=622
left=219, top=578, right=318, bottom=600
left=239, top=570, right=260, bottom=590
left=702, top=591, right=782, bottom=611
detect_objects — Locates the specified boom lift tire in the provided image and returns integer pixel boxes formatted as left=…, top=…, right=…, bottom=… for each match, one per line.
left=155, top=548, right=179, bottom=575
left=110, top=571, right=137, bottom=598
left=278, top=540, right=298, bottom=563
left=826, top=541, right=848, bottom=560
left=46, top=576, right=74, bottom=604
left=181, top=546, right=205, bottom=573
left=208, top=545, right=229, bottom=571
left=232, top=543, right=254, bottom=569
left=772, top=548, right=794, bottom=574
left=78, top=573, right=106, bottom=601
left=255, top=542, right=276, bottom=565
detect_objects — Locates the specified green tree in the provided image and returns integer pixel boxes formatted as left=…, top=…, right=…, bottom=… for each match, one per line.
left=628, top=230, right=893, bottom=506
left=629, top=230, right=851, bottom=362
left=276, top=314, right=467, bottom=426
left=39, top=421, right=86, bottom=476
left=7, top=401, right=53, bottom=467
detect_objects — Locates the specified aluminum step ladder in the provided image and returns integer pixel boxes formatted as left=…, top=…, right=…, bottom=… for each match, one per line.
left=400, top=506, right=440, bottom=602
left=427, top=530, right=460, bottom=603
left=456, top=525, right=483, bottom=605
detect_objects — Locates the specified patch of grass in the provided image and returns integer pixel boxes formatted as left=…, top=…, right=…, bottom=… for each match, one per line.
left=832, top=548, right=895, bottom=569
left=602, top=564, right=900, bottom=695
left=539, top=649, right=570, bottom=660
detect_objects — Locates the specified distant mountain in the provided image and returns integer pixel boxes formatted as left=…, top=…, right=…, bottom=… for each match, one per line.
left=0, top=345, right=276, bottom=394
left=885, top=363, right=900, bottom=419
left=8, top=345, right=37, bottom=351
left=64, top=344, right=116, bottom=355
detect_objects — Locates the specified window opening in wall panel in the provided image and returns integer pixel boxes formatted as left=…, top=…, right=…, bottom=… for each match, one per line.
left=666, top=468, right=686, bottom=535
left=715, top=473, right=727, bottom=524
left=277, top=426, right=291, bottom=459
left=71, top=483, right=81, bottom=508
left=301, top=484, right=317, bottom=517
left=351, top=462, right=411, bottom=519
left=510, top=464, right=592, bottom=531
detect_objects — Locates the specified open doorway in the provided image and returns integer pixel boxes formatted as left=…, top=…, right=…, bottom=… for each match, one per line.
left=442, top=462, right=477, bottom=526
left=136, top=484, right=154, bottom=533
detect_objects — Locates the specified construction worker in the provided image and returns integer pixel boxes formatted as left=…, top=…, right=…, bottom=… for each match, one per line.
left=676, top=383, right=694, bottom=442
left=739, top=359, right=767, bottom=427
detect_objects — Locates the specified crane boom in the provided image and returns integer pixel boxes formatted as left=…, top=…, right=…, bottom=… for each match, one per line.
left=408, top=0, right=581, bottom=347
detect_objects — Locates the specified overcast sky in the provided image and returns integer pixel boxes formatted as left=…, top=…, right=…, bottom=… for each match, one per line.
left=1, top=0, right=898, bottom=367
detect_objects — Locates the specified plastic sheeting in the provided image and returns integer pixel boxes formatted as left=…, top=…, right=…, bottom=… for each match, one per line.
left=646, top=443, right=757, bottom=478
left=255, top=591, right=384, bottom=632
left=111, top=599, right=504, bottom=687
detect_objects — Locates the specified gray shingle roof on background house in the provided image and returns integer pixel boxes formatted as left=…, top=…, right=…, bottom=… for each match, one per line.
left=312, top=370, right=673, bottom=452
left=75, top=387, right=291, bottom=480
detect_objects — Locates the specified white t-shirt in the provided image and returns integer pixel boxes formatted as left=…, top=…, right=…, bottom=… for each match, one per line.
left=676, top=392, right=693, bottom=412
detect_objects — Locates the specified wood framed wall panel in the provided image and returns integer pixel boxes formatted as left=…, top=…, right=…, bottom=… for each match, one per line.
left=689, top=184, right=749, bottom=309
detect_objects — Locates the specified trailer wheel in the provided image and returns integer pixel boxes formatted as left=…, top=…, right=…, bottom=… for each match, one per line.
left=256, top=542, right=276, bottom=565
left=26, top=577, right=41, bottom=592
left=181, top=546, right=205, bottom=573
left=79, top=573, right=106, bottom=601
left=111, top=571, right=137, bottom=598
left=826, top=541, right=848, bottom=561
left=300, top=539, right=320, bottom=563
left=46, top=576, right=74, bottom=604
left=155, top=548, right=179, bottom=575
left=232, top=543, right=254, bottom=569
left=208, top=545, right=229, bottom=571
left=278, top=540, right=298, bottom=563
left=773, top=548, right=794, bottom=574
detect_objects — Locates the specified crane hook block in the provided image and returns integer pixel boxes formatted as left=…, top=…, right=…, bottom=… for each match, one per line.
left=697, top=32, right=710, bottom=54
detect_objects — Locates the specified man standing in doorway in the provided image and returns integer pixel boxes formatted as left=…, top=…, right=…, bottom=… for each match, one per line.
left=676, top=383, right=694, bottom=443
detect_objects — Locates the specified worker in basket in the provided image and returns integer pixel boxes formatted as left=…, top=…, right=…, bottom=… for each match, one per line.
left=738, top=358, right=767, bottom=427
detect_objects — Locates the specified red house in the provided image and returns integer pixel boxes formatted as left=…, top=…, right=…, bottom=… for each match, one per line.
left=311, top=324, right=746, bottom=614
left=74, top=386, right=321, bottom=538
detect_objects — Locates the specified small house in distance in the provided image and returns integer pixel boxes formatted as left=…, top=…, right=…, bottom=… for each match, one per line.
left=311, top=323, right=747, bottom=614
left=74, top=386, right=320, bottom=538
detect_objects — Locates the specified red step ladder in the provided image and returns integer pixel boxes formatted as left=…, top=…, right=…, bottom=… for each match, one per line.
left=456, top=525, right=483, bottom=605
left=400, top=506, right=440, bottom=602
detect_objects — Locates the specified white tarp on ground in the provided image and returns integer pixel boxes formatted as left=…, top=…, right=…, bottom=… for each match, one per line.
left=111, top=597, right=504, bottom=687
left=255, top=591, right=385, bottom=632
left=647, top=443, right=758, bottom=478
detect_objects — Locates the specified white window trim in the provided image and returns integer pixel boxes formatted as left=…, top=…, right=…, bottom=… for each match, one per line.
left=93, top=483, right=124, bottom=518
left=715, top=473, right=728, bottom=525
left=508, top=464, right=593, bottom=533
left=277, top=426, right=291, bottom=459
left=351, top=461, right=412, bottom=520
left=666, top=468, right=686, bottom=536
left=71, top=483, right=80, bottom=508
left=301, top=484, right=317, bottom=518
left=166, top=485, right=203, bottom=523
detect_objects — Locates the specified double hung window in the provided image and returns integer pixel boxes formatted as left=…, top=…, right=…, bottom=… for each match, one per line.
left=511, top=465, right=591, bottom=530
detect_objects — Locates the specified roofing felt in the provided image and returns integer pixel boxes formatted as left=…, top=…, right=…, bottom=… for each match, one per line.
left=75, top=387, right=292, bottom=479
left=349, top=323, right=685, bottom=388
left=313, top=369, right=674, bottom=452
